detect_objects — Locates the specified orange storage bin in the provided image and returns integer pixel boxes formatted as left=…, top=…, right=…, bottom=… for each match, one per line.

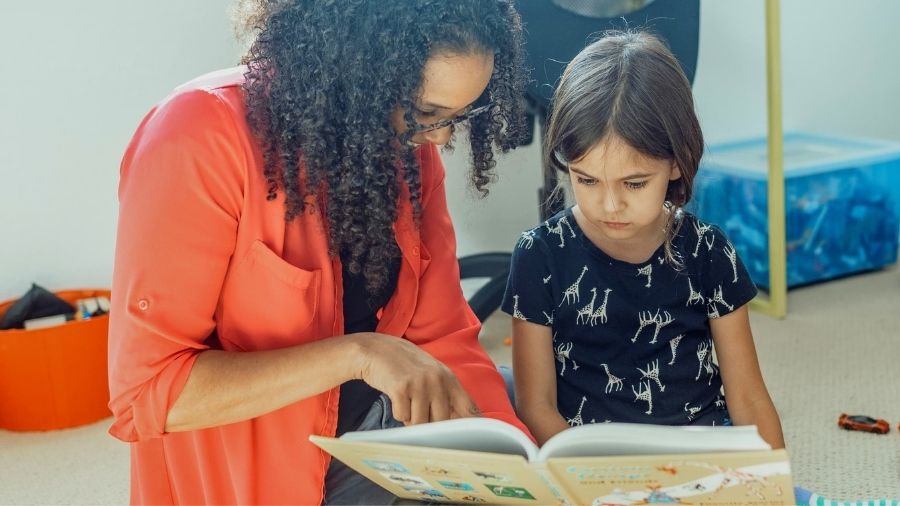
left=0, top=289, right=112, bottom=431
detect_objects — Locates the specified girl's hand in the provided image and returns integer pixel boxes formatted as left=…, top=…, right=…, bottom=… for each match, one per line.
left=351, top=333, right=480, bottom=425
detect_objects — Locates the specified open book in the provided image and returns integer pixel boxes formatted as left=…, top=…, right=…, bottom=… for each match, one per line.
left=310, top=418, right=793, bottom=505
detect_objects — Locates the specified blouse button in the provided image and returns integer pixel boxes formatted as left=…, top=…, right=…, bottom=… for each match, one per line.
left=137, top=299, right=150, bottom=311
left=412, top=246, right=420, bottom=256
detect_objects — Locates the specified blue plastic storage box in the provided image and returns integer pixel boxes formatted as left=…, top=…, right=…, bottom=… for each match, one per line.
left=690, top=132, right=900, bottom=288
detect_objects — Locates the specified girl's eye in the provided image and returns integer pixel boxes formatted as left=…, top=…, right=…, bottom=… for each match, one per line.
left=576, top=177, right=597, bottom=186
left=625, top=180, right=649, bottom=190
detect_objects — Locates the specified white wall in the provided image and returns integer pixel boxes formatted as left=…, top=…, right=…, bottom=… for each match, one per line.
left=0, top=1, right=243, bottom=300
left=2, top=0, right=900, bottom=301
left=693, top=0, right=900, bottom=145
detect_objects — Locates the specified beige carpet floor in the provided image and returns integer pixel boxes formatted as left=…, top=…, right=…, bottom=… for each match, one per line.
left=1, top=267, right=898, bottom=504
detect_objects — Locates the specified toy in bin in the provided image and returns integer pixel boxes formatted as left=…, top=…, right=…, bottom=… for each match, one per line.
left=691, top=133, right=900, bottom=288
left=837, top=413, right=890, bottom=434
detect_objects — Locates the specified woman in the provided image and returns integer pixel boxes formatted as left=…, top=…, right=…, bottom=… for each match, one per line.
left=107, top=1, right=529, bottom=503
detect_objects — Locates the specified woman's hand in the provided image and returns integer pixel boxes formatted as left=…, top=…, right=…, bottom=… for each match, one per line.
left=351, top=333, right=480, bottom=426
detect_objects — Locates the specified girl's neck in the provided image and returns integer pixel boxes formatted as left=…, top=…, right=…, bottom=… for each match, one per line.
left=572, top=206, right=670, bottom=264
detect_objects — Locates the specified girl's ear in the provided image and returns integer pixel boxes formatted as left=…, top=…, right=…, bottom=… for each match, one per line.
left=669, top=162, right=682, bottom=181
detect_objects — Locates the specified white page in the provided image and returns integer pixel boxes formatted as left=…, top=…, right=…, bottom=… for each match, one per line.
left=340, top=417, right=539, bottom=460
left=537, top=423, right=770, bottom=462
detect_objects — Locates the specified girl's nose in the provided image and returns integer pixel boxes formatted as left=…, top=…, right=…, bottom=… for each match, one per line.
left=602, top=188, right=623, bottom=214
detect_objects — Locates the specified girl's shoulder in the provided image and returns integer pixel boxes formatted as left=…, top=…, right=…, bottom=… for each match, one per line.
left=672, top=212, right=734, bottom=258
left=672, top=211, right=757, bottom=309
left=517, top=208, right=576, bottom=243
left=511, top=208, right=584, bottom=267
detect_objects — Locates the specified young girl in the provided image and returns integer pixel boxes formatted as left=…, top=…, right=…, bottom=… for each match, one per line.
left=502, top=30, right=785, bottom=449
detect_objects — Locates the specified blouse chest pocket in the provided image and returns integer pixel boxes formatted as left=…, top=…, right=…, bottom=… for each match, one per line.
left=219, top=240, right=321, bottom=350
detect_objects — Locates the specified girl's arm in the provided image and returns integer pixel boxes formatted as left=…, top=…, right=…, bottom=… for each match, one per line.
left=512, top=318, right=570, bottom=446
left=710, top=305, right=785, bottom=449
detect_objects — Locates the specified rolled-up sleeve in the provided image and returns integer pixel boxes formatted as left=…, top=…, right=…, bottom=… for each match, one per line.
left=108, top=90, right=247, bottom=442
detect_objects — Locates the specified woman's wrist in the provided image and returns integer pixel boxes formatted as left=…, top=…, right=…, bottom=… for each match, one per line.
left=342, top=332, right=371, bottom=382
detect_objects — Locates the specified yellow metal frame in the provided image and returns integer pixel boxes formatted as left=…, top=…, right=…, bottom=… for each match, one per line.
left=749, top=0, right=788, bottom=318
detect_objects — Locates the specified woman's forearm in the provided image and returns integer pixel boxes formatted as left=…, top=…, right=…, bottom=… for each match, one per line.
left=165, top=334, right=364, bottom=432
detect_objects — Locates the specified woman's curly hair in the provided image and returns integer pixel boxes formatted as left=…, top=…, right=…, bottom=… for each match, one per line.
left=237, top=0, right=527, bottom=294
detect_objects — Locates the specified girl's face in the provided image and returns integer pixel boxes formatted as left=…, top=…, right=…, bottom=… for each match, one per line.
left=391, top=50, right=495, bottom=147
left=568, top=134, right=681, bottom=247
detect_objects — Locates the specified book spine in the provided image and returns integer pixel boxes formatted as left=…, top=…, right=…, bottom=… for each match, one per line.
left=532, top=462, right=578, bottom=506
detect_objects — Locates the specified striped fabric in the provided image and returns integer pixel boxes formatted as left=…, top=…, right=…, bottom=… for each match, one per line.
left=796, top=487, right=900, bottom=506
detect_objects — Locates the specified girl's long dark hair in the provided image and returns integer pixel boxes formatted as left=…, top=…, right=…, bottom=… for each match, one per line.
left=238, top=0, right=527, bottom=292
left=544, top=29, right=704, bottom=265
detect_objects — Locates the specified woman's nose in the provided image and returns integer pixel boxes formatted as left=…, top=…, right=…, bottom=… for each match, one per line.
left=422, top=125, right=453, bottom=146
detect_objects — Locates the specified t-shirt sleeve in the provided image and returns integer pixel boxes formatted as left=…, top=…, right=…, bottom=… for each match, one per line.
left=701, top=224, right=758, bottom=318
left=501, top=231, right=555, bottom=326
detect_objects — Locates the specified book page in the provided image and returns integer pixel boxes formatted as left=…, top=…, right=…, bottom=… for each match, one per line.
left=538, top=422, right=769, bottom=461
left=310, top=437, right=562, bottom=504
left=547, top=449, right=793, bottom=506
left=340, top=417, right=539, bottom=460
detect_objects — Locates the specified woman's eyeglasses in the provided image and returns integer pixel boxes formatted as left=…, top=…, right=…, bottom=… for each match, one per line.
left=401, top=95, right=494, bottom=142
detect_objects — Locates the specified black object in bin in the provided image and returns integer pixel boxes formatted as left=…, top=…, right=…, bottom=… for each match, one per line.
left=0, top=283, right=76, bottom=330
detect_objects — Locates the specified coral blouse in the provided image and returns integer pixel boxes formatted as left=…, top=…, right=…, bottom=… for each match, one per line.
left=107, top=67, right=527, bottom=504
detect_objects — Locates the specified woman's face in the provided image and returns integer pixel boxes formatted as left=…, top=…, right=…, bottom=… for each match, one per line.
left=392, top=50, right=495, bottom=147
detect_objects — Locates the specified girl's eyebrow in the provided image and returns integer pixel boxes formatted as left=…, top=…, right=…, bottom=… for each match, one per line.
left=568, top=167, right=596, bottom=178
left=569, top=166, right=653, bottom=181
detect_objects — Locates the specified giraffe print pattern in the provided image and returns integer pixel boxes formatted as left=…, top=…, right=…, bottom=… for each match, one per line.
left=637, top=359, right=665, bottom=392
left=555, top=341, right=579, bottom=376
left=695, top=340, right=716, bottom=385
left=668, top=334, right=684, bottom=365
left=542, top=310, right=554, bottom=325
left=600, top=363, right=624, bottom=394
left=559, top=265, right=588, bottom=307
left=692, top=220, right=714, bottom=258
left=511, top=294, right=527, bottom=321
left=567, top=396, right=588, bottom=426
left=637, top=264, right=653, bottom=288
left=575, top=287, right=612, bottom=326
left=631, top=309, right=673, bottom=344
left=516, top=230, right=535, bottom=249
left=632, top=381, right=654, bottom=415
left=707, top=285, right=734, bottom=319
left=501, top=211, right=753, bottom=426
left=575, top=288, right=598, bottom=325
left=544, top=215, right=576, bottom=248
left=723, top=242, right=739, bottom=283
left=686, top=278, right=704, bottom=306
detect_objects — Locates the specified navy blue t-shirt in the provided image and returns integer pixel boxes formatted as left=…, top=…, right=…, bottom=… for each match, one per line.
left=501, top=208, right=757, bottom=427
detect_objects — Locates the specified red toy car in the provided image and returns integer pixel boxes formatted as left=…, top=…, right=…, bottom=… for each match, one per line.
left=838, top=413, right=890, bottom=434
